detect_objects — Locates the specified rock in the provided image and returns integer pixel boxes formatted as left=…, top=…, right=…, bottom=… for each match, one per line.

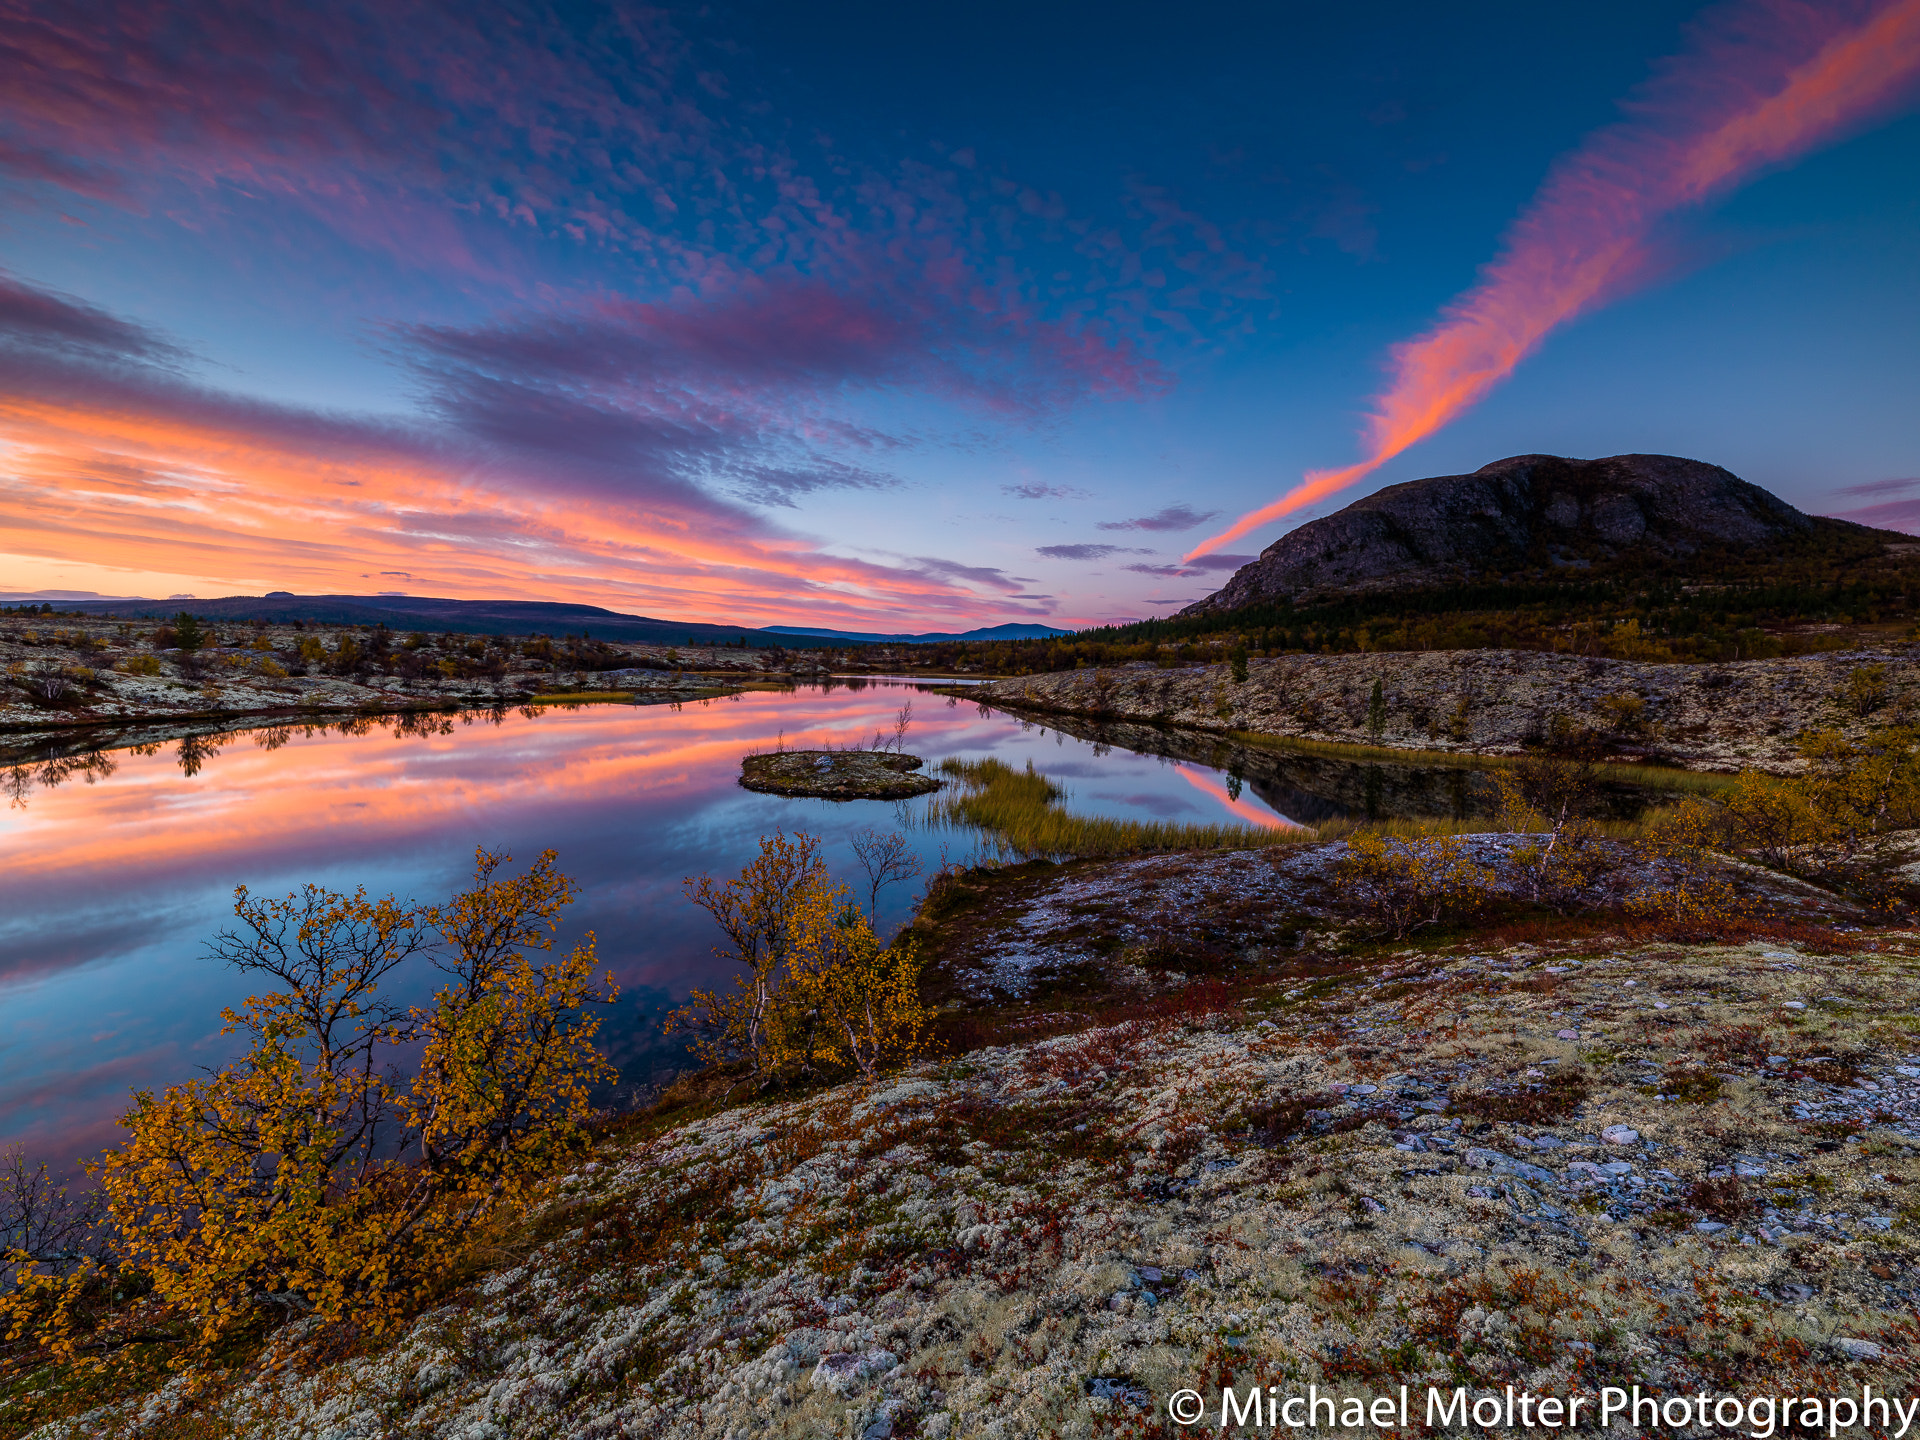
left=1694, top=1221, right=1728, bottom=1234
left=1602, top=1125, right=1640, bottom=1146
left=811, top=1349, right=899, bottom=1395
left=739, top=750, right=940, bottom=800
left=1180, top=453, right=1820, bottom=614
left=1557, top=1029, right=1579, bottom=1040
left=1089, top=1378, right=1153, bottom=1409
left=1835, top=1338, right=1885, bottom=1360
left=1464, top=1149, right=1554, bottom=1184
left=1783, top=1001, right=1807, bottom=1011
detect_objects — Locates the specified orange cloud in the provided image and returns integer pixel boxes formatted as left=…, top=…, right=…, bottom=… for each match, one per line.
left=0, top=378, right=1003, bottom=627
left=1189, top=0, right=1920, bottom=560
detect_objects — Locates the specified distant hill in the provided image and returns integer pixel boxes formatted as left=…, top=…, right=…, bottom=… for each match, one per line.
left=0, top=592, right=1072, bottom=647
left=764, top=623, right=1070, bottom=643
left=1181, top=453, right=1890, bottom=616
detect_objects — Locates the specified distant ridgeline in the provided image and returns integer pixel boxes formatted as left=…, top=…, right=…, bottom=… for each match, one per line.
left=901, top=454, right=1920, bottom=673
left=0, top=593, right=1070, bottom=649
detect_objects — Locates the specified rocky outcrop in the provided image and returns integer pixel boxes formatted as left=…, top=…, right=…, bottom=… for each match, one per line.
left=45, top=930, right=1920, bottom=1439
left=975, top=646, right=1916, bottom=774
left=1183, top=453, right=1832, bottom=615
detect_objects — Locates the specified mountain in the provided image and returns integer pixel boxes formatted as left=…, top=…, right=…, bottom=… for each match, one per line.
left=0, top=592, right=1071, bottom=647
left=0, top=593, right=840, bottom=645
left=1180, top=452, right=1873, bottom=616
left=763, top=623, right=1070, bottom=643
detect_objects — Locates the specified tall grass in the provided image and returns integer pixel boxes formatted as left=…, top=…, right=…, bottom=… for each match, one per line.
left=929, top=757, right=1308, bottom=861
left=928, top=756, right=1685, bottom=861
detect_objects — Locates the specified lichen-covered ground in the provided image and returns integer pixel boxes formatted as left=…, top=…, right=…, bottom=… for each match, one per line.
left=910, top=838, right=1861, bottom=1005
left=739, top=750, right=942, bottom=800
left=975, top=647, right=1916, bottom=774
left=26, top=917, right=1920, bottom=1440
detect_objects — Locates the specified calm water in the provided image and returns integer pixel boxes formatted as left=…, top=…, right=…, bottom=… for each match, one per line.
left=0, top=680, right=1299, bottom=1167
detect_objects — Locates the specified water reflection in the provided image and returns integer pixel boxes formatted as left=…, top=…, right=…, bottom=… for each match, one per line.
left=0, top=683, right=1295, bottom=1166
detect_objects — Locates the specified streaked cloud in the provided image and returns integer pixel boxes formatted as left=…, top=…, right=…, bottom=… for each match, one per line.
left=1097, top=504, right=1219, bottom=532
left=1192, top=0, right=1920, bottom=558
left=1036, top=543, right=1154, bottom=561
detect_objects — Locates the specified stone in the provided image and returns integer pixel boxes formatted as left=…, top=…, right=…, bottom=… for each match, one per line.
left=1558, top=1029, right=1578, bottom=1040
left=1601, top=1125, right=1640, bottom=1146
left=1694, top=1221, right=1728, bottom=1234
left=1089, top=1378, right=1152, bottom=1409
left=811, top=1350, right=898, bottom=1396
left=1835, top=1338, right=1885, bottom=1360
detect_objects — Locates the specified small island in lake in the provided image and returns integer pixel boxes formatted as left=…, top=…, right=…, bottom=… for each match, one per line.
left=738, top=748, right=940, bottom=799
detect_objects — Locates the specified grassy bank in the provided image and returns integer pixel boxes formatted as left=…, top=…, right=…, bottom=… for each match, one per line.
left=929, top=755, right=1685, bottom=860
left=929, top=756, right=1308, bottom=860
left=1223, top=728, right=1739, bottom=793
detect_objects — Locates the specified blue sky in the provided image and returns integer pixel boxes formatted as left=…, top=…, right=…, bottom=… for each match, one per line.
left=0, top=0, right=1915, bottom=625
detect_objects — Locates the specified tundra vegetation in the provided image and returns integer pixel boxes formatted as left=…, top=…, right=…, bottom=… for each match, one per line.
left=15, top=659, right=1920, bottom=1436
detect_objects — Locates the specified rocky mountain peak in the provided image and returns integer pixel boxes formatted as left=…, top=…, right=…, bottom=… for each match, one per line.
left=1180, top=453, right=1818, bottom=616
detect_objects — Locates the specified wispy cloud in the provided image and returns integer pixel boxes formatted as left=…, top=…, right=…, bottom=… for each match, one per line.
left=1123, top=554, right=1253, bottom=577
left=1097, top=503, right=1219, bottom=532
left=1002, top=482, right=1093, bottom=501
left=0, top=270, right=186, bottom=365
left=1834, top=475, right=1920, bottom=499
left=1191, top=0, right=1920, bottom=558
left=1036, top=543, right=1154, bottom=561
left=0, top=273, right=1058, bottom=625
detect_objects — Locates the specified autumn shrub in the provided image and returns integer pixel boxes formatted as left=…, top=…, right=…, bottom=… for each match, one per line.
left=1493, top=757, right=1618, bottom=912
left=673, top=831, right=931, bottom=1084
left=3, top=849, right=616, bottom=1366
left=1839, top=662, right=1890, bottom=718
left=1451, top=1066, right=1590, bottom=1123
left=1333, top=831, right=1496, bottom=939
left=1688, top=1175, right=1755, bottom=1221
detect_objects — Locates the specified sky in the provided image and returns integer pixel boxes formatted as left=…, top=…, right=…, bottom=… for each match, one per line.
left=0, top=0, right=1916, bottom=629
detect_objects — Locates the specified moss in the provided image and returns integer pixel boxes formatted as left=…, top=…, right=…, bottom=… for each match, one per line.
left=738, top=749, right=941, bottom=799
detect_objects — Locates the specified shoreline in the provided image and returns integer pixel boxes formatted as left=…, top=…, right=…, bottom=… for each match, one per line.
left=969, top=646, right=1916, bottom=776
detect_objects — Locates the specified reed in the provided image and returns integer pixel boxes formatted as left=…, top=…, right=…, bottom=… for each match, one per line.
left=929, top=755, right=1685, bottom=861
left=928, top=757, right=1309, bottom=860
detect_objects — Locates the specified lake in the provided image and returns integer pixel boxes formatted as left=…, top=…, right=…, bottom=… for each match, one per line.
left=2, top=679, right=1322, bottom=1169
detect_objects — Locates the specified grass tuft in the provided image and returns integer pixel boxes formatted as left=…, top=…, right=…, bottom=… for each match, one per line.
left=928, top=756, right=1306, bottom=860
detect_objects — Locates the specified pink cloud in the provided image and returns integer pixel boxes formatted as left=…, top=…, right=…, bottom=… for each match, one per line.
left=1192, top=0, right=1920, bottom=558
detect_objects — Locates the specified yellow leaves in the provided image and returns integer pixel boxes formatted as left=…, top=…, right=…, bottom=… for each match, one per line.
left=676, top=832, right=932, bottom=1082
left=1334, top=831, right=1496, bottom=939
left=54, top=847, right=617, bottom=1365
left=0, top=1257, right=99, bottom=1368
